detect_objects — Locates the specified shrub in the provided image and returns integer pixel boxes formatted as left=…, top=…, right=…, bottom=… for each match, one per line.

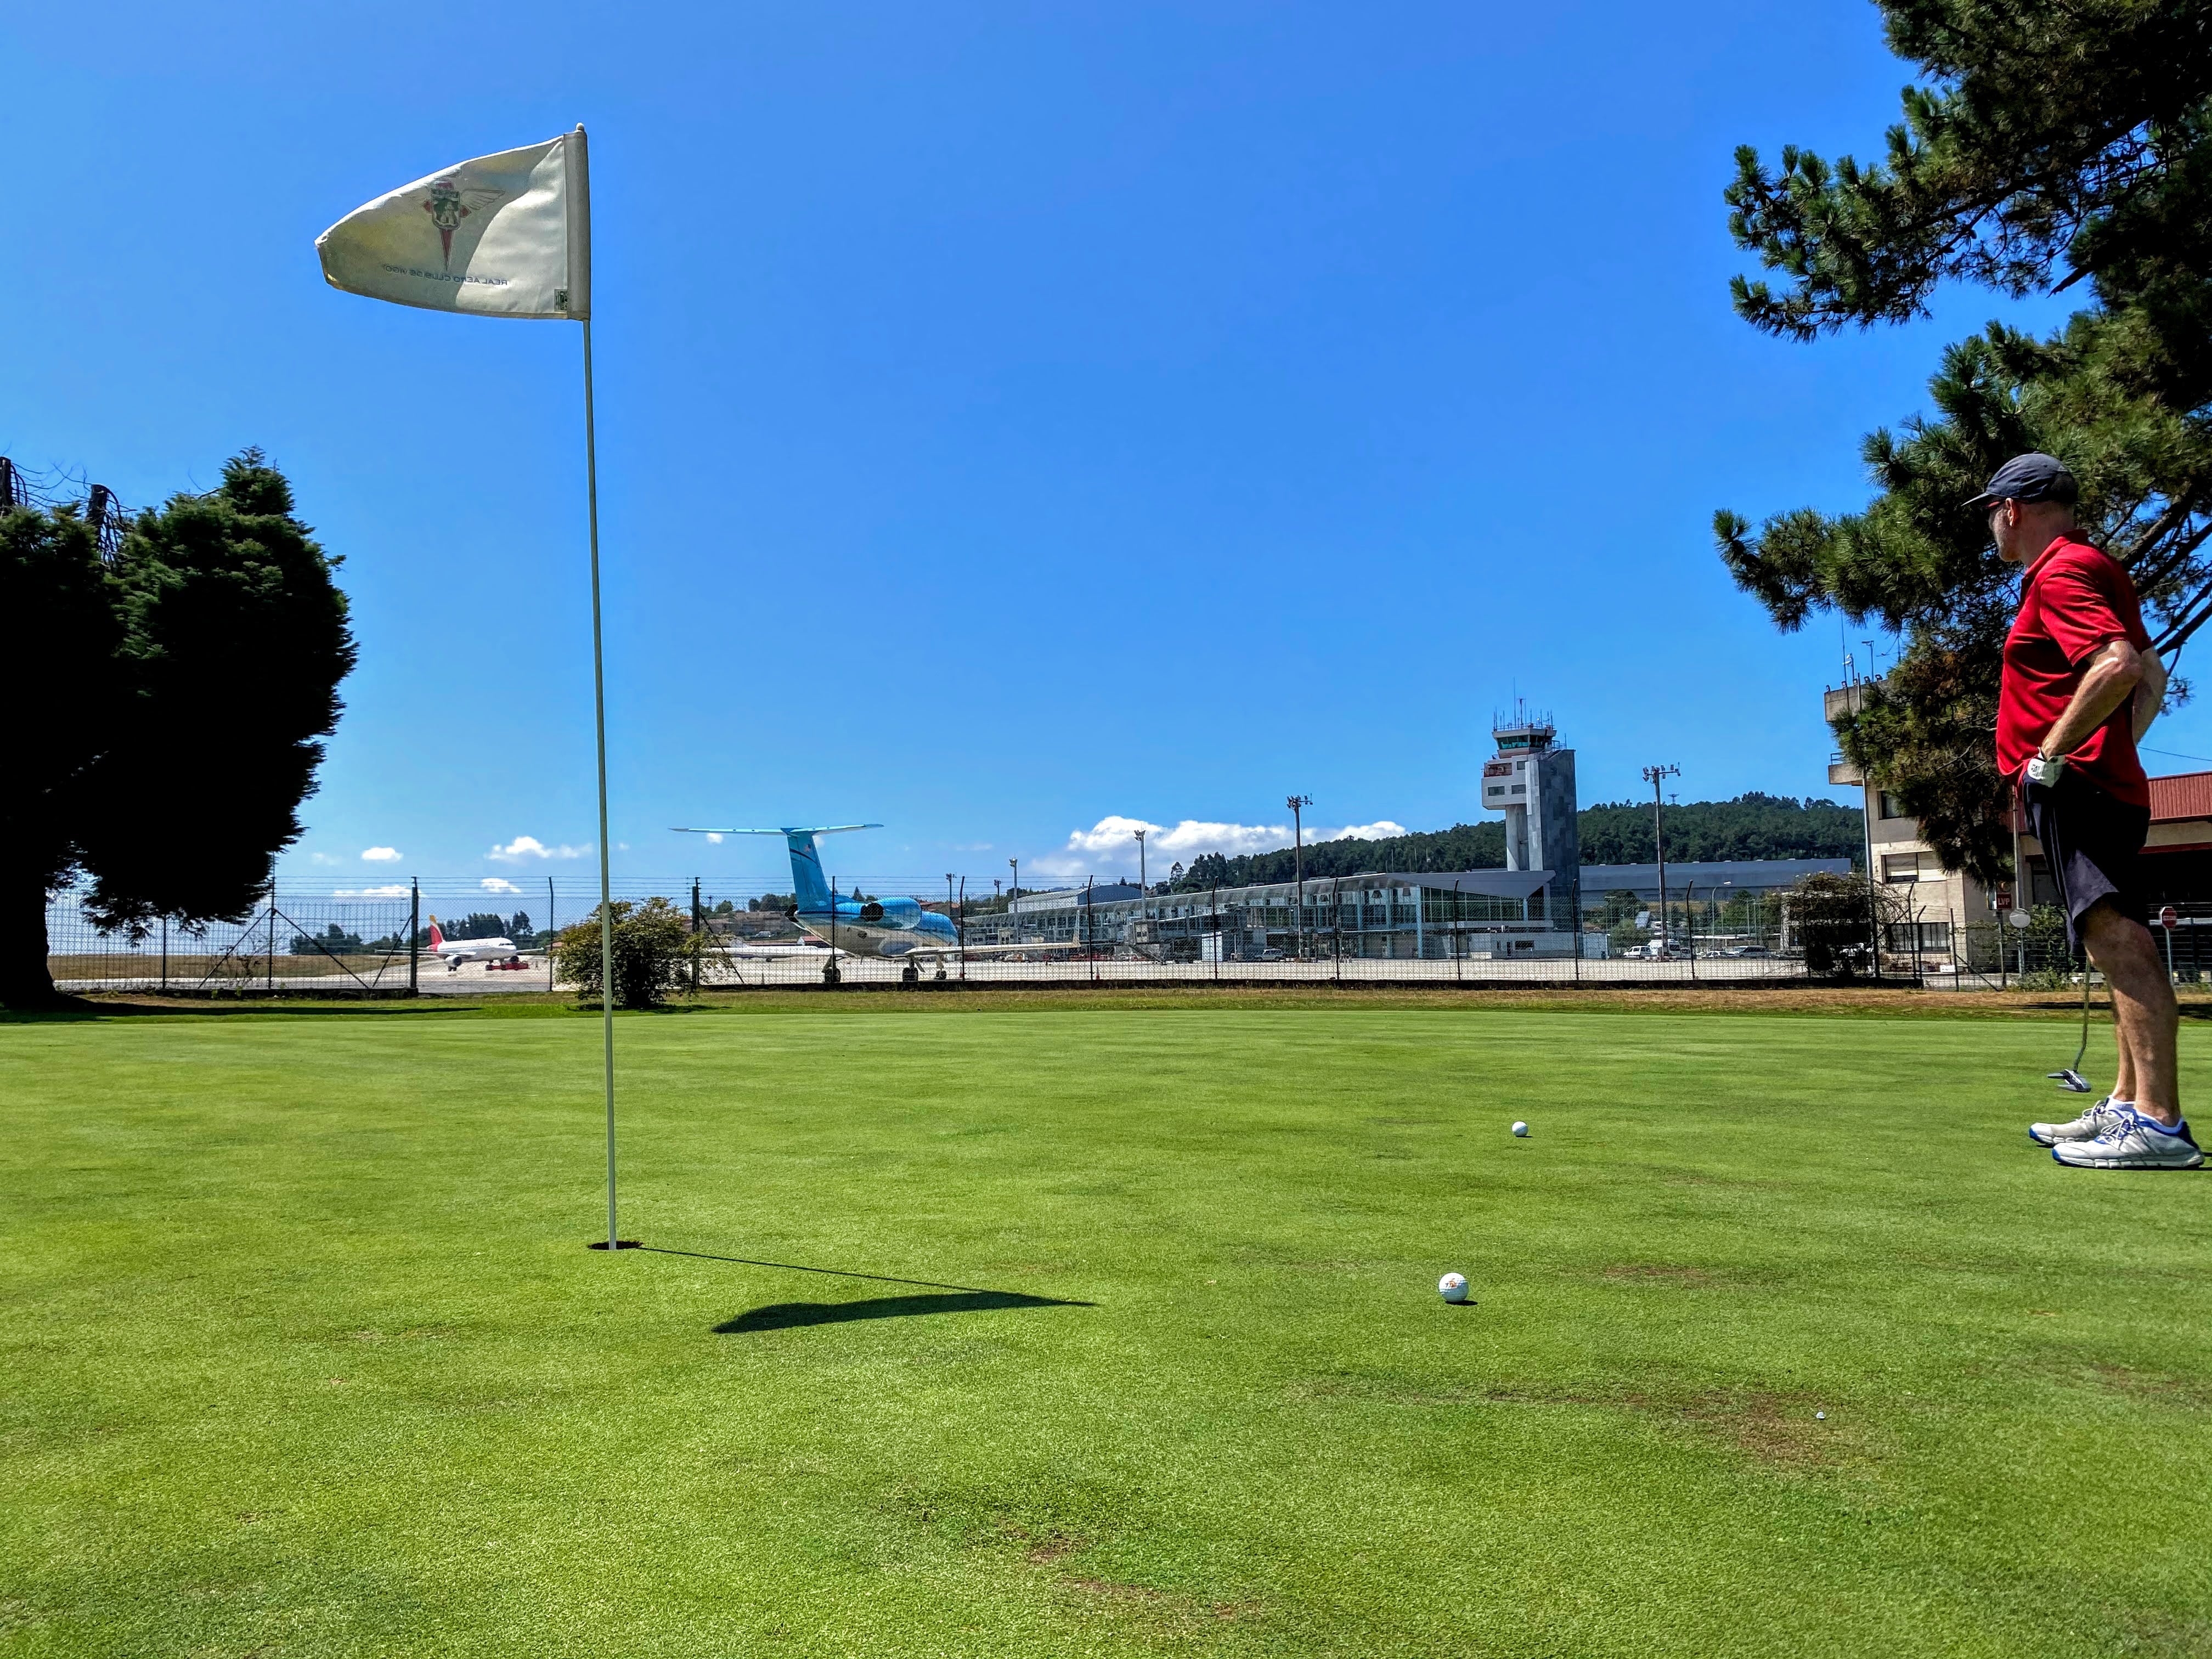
left=1787, top=871, right=1914, bottom=978
left=554, top=898, right=699, bottom=1008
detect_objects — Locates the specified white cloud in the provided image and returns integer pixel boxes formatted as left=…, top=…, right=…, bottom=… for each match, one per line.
left=705, top=832, right=724, bottom=844
left=488, top=835, right=590, bottom=862
left=1029, top=815, right=1410, bottom=878
left=481, top=877, right=522, bottom=894
left=1033, top=816, right=1287, bottom=878
left=332, top=885, right=410, bottom=899
left=309, top=851, right=341, bottom=867
left=360, top=846, right=403, bottom=863
left=1152, top=819, right=1291, bottom=856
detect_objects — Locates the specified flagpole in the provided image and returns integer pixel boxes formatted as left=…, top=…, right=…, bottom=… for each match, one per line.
left=583, top=314, right=619, bottom=1252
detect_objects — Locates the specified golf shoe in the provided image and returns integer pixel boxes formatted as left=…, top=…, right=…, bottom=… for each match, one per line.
left=2051, top=1108, right=2205, bottom=1170
left=2029, top=1098, right=2124, bottom=1147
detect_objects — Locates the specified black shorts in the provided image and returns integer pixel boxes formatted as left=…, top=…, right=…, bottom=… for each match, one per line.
left=2022, top=772, right=2150, bottom=955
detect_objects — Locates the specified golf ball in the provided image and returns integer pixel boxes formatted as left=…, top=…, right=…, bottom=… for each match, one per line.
left=1438, top=1272, right=1469, bottom=1304
left=1511, top=1121, right=1530, bottom=1137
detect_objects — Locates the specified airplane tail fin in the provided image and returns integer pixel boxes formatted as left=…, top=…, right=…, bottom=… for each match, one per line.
left=426, top=915, right=444, bottom=951
left=668, top=824, right=881, bottom=914
left=782, top=832, right=833, bottom=912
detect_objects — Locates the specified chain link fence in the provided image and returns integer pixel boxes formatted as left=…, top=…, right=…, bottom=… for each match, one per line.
left=30, top=874, right=1800, bottom=994
left=52, top=875, right=2199, bottom=995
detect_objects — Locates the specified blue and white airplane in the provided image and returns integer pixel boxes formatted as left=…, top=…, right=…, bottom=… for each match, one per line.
left=670, top=823, right=1068, bottom=960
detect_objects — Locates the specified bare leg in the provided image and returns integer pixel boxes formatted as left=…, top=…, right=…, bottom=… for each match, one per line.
left=2079, top=901, right=2180, bottom=1125
left=2112, top=1019, right=2137, bottom=1103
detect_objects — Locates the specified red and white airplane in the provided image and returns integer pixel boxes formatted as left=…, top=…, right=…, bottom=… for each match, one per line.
left=425, top=915, right=532, bottom=970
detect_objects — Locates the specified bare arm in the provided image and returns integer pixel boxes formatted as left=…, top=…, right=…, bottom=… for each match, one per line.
left=2135, top=650, right=2169, bottom=742
left=2042, top=639, right=2146, bottom=758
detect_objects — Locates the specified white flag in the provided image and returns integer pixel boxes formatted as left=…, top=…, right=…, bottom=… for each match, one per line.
left=316, top=128, right=590, bottom=320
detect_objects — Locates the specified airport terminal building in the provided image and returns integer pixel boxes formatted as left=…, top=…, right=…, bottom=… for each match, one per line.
left=965, top=868, right=1565, bottom=961
left=960, top=713, right=1842, bottom=962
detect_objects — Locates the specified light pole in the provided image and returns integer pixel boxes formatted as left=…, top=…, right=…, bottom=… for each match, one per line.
left=1288, top=793, right=1313, bottom=958
left=1009, top=857, right=1020, bottom=945
left=1133, top=827, right=1147, bottom=895
left=1641, top=764, right=1680, bottom=955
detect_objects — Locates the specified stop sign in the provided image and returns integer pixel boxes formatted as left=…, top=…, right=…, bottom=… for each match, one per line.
left=2160, top=906, right=2179, bottom=929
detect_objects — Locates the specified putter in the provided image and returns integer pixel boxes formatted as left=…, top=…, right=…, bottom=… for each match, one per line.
left=2047, top=965, right=2094, bottom=1092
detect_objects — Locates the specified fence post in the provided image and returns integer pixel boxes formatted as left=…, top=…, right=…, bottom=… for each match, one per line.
left=409, top=879, right=420, bottom=996
left=548, top=876, right=556, bottom=994
left=1212, top=887, right=1221, bottom=982
left=160, top=916, right=168, bottom=994
left=266, top=889, right=276, bottom=993
left=1868, top=867, right=1882, bottom=985
left=692, top=876, right=703, bottom=993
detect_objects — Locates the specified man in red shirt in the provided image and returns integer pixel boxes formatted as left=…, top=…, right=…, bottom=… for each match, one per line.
left=1979, top=453, right=2199, bottom=1169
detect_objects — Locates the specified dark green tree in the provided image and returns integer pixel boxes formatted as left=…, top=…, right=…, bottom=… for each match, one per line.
left=290, top=923, right=366, bottom=956
left=1718, top=0, right=2212, bottom=881
left=554, top=898, right=700, bottom=1009
left=2, top=453, right=355, bottom=1003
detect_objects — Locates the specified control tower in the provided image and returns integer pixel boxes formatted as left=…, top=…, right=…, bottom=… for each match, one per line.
left=1482, top=704, right=1578, bottom=878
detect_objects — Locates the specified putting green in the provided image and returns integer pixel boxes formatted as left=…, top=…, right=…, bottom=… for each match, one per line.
left=3, top=1002, right=2208, bottom=1656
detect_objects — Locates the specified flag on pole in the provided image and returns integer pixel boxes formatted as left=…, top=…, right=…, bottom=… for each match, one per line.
left=316, top=129, right=590, bottom=320
left=314, top=125, right=627, bottom=1252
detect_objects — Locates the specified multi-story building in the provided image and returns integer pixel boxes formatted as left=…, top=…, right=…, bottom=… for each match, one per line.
left=1822, top=681, right=1993, bottom=969
left=1825, top=679, right=2212, bottom=968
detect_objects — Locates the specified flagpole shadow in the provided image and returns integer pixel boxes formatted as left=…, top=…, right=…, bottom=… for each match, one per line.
left=631, top=1245, right=1096, bottom=1333
left=714, top=1289, right=1086, bottom=1334
left=639, top=1244, right=1091, bottom=1300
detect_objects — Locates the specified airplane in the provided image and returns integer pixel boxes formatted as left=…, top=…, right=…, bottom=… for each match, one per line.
left=669, top=823, right=1082, bottom=966
left=425, top=914, right=532, bottom=970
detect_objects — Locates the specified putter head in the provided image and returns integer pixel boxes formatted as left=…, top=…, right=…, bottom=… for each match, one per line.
left=2048, top=1069, right=2094, bottom=1093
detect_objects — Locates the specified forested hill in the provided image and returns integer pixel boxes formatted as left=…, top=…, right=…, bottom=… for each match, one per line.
left=1577, top=794, right=1864, bottom=862
left=1165, top=794, right=1863, bottom=891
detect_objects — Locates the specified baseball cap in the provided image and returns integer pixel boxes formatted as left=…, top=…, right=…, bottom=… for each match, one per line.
left=1963, top=453, right=2079, bottom=512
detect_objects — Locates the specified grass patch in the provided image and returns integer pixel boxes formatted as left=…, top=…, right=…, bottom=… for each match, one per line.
left=2, top=1005, right=2209, bottom=1655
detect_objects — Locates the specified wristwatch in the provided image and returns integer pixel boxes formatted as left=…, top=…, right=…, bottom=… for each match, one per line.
left=2025, top=750, right=2068, bottom=786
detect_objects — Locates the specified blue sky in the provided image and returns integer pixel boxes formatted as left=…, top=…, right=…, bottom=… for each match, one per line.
left=9, top=1, right=2190, bottom=898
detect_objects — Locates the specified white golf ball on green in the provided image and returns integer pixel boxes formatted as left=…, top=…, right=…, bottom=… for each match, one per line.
left=1511, top=1121, right=1529, bottom=1137
left=1438, top=1272, right=1469, bottom=1304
